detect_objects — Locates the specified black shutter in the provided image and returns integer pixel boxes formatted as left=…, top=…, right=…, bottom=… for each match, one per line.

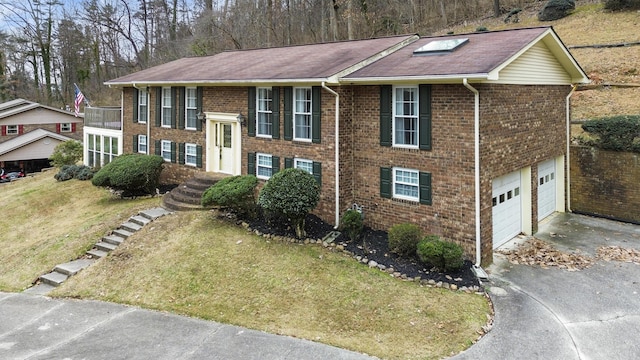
left=133, top=135, right=138, bottom=152
left=171, top=141, right=177, bottom=163
left=155, top=87, right=162, bottom=127
left=133, top=88, right=139, bottom=123
left=272, top=86, right=280, bottom=139
left=380, top=85, right=392, bottom=147
left=283, top=87, right=293, bottom=140
left=272, top=156, right=280, bottom=174
left=171, top=87, right=177, bottom=129
left=154, top=140, right=161, bottom=156
left=248, top=152, right=256, bottom=176
left=178, top=142, right=185, bottom=165
left=177, top=87, right=185, bottom=130
left=196, top=145, right=203, bottom=168
left=380, top=167, right=392, bottom=198
left=196, top=87, right=203, bottom=132
left=312, top=86, right=321, bottom=144
left=284, top=157, right=293, bottom=168
left=247, top=87, right=256, bottom=137
left=313, top=161, right=322, bottom=186
left=419, top=171, right=432, bottom=205
left=419, top=84, right=432, bottom=150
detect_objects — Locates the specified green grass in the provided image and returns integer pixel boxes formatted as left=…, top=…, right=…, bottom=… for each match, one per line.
left=1, top=172, right=490, bottom=359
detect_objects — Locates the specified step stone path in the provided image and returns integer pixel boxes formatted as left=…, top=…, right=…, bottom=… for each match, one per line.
left=25, top=207, right=172, bottom=296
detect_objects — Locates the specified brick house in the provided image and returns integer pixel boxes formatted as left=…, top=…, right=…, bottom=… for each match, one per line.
left=0, top=99, right=83, bottom=173
left=103, top=27, right=588, bottom=266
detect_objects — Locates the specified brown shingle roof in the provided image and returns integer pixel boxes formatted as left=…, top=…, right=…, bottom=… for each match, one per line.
left=343, top=27, right=551, bottom=80
left=106, top=35, right=417, bottom=85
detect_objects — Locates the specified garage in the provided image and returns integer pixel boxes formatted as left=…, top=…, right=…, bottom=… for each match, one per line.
left=492, top=170, right=522, bottom=249
left=537, top=159, right=556, bottom=220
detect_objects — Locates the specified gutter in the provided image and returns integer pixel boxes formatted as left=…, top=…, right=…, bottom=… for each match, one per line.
left=133, top=83, right=150, bottom=155
left=462, top=78, right=487, bottom=279
left=322, top=82, right=341, bottom=229
left=566, top=85, right=577, bottom=212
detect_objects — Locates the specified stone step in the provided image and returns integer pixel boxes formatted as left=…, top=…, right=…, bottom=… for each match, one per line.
left=39, top=271, right=68, bottom=287
left=139, top=207, right=173, bottom=220
left=103, top=235, right=125, bottom=246
left=169, top=188, right=203, bottom=205
left=129, top=215, right=151, bottom=227
left=54, top=259, right=95, bottom=276
left=95, top=241, right=118, bottom=252
left=87, top=249, right=109, bottom=258
left=162, top=194, right=208, bottom=212
left=120, top=221, right=142, bottom=233
left=112, top=228, right=134, bottom=239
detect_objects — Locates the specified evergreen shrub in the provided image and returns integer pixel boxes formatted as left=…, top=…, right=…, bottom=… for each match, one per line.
left=388, top=223, right=422, bottom=258
left=416, top=235, right=464, bottom=272
left=201, top=175, right=258, bottom=217
left=91, top=154, right=164, bottom=197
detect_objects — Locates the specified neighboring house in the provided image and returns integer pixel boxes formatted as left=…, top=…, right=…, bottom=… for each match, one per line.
left=104, top=27, right=588, bottom=266
left=0, top=99, right=83, bottom=172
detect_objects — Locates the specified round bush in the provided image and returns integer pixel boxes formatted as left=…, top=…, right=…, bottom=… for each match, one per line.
left=417, top=236, right=464, bottom=272
left=91, top=154, right=164, bottom=197
left=387, top=223, right=422, bottom=258
left=201, top=175, right=258, bottom=217
left=340, top=209, right=363, bottom=242
left=50, top=140, right=83, bottom=167
left=257, top=168, right=320, bottom=238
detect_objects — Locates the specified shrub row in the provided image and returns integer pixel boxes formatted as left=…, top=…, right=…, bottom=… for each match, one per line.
left=54, top=165, right=95, bottom=181
left=91, top=154, right=165, bottom=198
left=581, top=115, right=640, bottom=153
left=387, top=223, right=464, bottom=272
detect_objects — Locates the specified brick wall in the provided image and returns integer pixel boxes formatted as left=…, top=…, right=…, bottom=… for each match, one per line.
left=570, top=146, right=640, bottom=223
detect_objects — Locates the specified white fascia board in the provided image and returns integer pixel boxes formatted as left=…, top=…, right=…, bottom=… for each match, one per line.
left=107, top=78, right=337, bottom=88
left=340, top=74, right=489, bottom=85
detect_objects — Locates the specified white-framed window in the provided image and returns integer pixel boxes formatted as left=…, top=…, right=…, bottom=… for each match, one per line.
left=393, top=167, right=419, bottom=201
left=161, top=140, right=172, bottom=161
left=256, top=153, right=273, bottom=179
left=185, top=87, right=197, bottom=129
left=138, top=89, right=148, bottom=123
left=161, top=87, right=172, bottom=127
left=138, top=135, right=147, bottom=154
left=294, top=87, right=312, bottom=141
left=60, top=123, right=72, bottom=132
left=294, top=158, right=313, bottom=174
left=87, top=133, right=120, bottom=167
left=257, top=87, right=273, bottom=137
left=393, top=86, right=418, bottom=148
left=185, top=143, right=197, bottom=166
left=6, top=125, right=18, bottom=135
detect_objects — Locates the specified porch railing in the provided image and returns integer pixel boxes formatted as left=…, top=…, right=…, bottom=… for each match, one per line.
left=84, top=107, right=122, bottom=130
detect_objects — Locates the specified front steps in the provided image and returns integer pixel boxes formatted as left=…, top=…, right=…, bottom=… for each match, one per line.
left=27, top=207, right=172, bottom=294
left=162, top=173, right=227, bottom=211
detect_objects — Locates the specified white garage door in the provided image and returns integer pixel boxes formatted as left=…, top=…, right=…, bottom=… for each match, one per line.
left=538, top=159, right=556, bottom=220
left=492, top=171, right=522, bottom=249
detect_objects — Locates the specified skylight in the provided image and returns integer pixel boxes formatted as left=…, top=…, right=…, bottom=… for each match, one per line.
left=413, top=38, right=469, bottom=55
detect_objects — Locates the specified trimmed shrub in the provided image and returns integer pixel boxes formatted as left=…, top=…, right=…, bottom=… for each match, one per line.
left=257, top=168, right=320, bottom=238
left=201, top=175, right=258, bottom=217
left=91, top=154, right=164, bottom=197
left=54, top=164, right=94, bottom=181
left=340, top=209, right=363, bottom=242
left=603, top=0, right=640, bottom=11
left=538, top=0, right=575, bottom=21
left=417, top=236, right=464, bottom=272
left=388, top=223, right=422, bottom=258
left=49, top=140, right=83, bottom=167
left=581, top=115, right=640, bottom=152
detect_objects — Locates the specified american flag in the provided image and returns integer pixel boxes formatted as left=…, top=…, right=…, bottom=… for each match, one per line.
left=74, top=84, right=86, bottom=117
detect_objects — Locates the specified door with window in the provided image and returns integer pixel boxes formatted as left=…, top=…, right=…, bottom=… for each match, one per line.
left=205, top=112, right=241, bottom=175
left=218, top=123, right=233, bottom=173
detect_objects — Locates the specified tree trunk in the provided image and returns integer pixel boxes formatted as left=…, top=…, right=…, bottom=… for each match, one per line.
left=494, top=0, right=500, bottom=17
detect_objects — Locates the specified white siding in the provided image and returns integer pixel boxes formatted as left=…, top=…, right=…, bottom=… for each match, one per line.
left=493, top=42, right=572, bottom=85
left=0, top=137, right=65, bottom=162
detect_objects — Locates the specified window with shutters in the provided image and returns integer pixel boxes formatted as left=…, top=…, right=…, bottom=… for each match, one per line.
left=185, top=143, right=197, bottom=166
left=380, top=167, right=432, bottom=205
left=138, top=135, right=147, bottom=154
left=60, top=123, right=72, bottom=132
left=294, top=87, right=312, bottom=141
left=138, top=89, right=148, bottom=123
left=394, top=168, right=419, bottom=201
left=257, top=88, right=273, bottom=137
left=161, top=140, right=172, bottom=161
left=257, top=153, right=273, bottom=179
left=161, top=87, right=172, bottom=127
left=185, top=87, right=197, bottom=129
left=394, top=87, right=418, bottom=147
left=294, top=158, right=313, bottom=174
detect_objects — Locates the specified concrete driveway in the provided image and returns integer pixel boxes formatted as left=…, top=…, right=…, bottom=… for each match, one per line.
left=452, top=213, right=640, bottom=360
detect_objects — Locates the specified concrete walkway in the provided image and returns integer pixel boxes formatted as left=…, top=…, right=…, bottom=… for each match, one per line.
left=452, top=213, right=640, bottom=359
left=0, top=291, right=377, bottom=360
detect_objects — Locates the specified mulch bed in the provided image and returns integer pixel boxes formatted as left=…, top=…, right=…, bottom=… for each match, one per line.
left=244, top=212, right=481, bottom=290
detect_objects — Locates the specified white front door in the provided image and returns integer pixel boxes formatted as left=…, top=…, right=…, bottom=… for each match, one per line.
left=492, top=170, right=522, bottom=249
left=538, top=159, right=556, bottom=220
left=205, top=112, right=242, bottom=175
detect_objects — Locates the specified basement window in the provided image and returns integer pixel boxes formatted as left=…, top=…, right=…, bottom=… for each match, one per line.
left=413, top=38, right=468, bottom=55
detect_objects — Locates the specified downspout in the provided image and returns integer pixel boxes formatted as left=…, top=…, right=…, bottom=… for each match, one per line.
left=566, top=85, right=577, bottom=212
left=463, top=78, right=487, bottom=278
left=133, top=83, right=150, bottom=154
left=322, top=82, right=340, bottom=228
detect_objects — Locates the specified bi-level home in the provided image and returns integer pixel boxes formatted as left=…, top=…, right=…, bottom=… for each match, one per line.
left=0, top=99, right=83, bottom=172
left=101, top=27, right=588, bottom=266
